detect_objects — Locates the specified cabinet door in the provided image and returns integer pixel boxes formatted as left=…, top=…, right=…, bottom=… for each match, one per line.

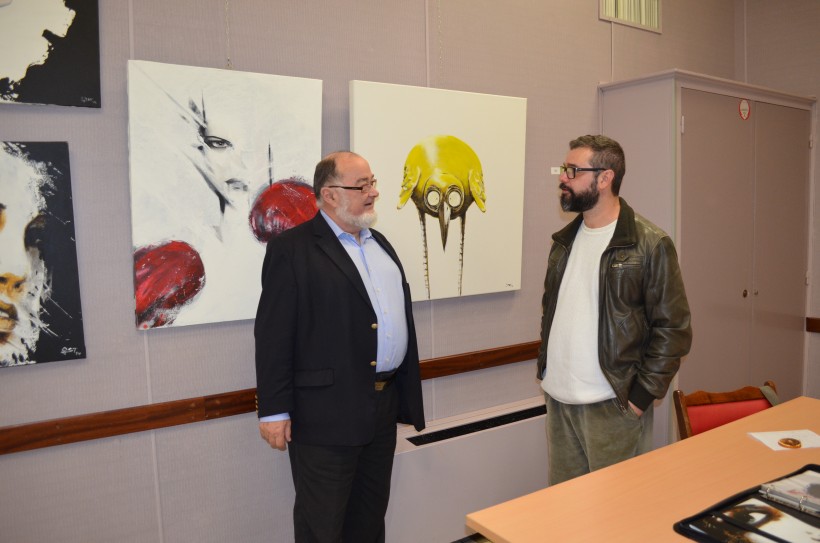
left=679, top=88, right=756, bottom=393
left=750, top=102, right=810, bottom=400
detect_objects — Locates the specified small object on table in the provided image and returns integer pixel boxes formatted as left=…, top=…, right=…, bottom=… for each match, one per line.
left=778, top=437, right=802, bottom=449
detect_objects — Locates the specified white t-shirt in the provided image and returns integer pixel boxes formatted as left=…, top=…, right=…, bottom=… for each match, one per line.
left=542, top=219, right=617, bottom=404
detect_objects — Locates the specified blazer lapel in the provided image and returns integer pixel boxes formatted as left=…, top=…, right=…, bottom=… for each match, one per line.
left=311, top=214, right=373, bottom=307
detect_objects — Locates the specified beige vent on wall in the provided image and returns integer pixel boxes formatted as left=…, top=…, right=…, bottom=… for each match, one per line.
left=600, top=0, right=662, bottom=33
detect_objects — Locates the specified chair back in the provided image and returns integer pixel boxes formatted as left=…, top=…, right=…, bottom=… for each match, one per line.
left=672, top=380, right=778, bottom=440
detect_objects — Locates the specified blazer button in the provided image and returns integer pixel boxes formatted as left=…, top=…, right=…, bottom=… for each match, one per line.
left=370, top=361, right=377, bottom=367
left=371, top=323, right=378, bottom=329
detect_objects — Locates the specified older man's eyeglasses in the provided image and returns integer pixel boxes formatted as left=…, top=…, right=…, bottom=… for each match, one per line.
left=560, top=165, right=605, bottom=180
left=327, top=179, right=378, bottom=194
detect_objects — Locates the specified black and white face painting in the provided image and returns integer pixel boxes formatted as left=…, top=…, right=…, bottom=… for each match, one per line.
left=128, top=60, right=322, bottom=328
left=0, top=148, right=47, bottom=364
left=0, top=0, right=101, bottom=107
left=0, top=142, right=85, bottom=366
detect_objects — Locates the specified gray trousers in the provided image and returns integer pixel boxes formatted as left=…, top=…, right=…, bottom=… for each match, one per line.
left=545, top=393, right=653, bottom=486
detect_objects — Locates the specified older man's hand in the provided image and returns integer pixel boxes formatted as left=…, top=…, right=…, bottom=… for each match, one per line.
left=259, top=420, right=291, bottom=451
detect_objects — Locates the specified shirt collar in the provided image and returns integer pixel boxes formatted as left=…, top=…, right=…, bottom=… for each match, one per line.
left=320, top=209, right=372, bottom=242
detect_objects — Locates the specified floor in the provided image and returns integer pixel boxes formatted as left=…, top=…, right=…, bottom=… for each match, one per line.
left=452, top=534, right=491, bottom=543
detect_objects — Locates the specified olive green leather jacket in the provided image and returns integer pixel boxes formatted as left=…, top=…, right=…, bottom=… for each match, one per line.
left=536, top=198, right=692, bottom=412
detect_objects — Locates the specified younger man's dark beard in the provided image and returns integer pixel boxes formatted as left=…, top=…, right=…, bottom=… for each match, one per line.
left=560, top=180, right=600, bottom=213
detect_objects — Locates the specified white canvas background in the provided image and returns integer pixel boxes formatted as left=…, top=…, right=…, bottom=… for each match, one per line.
left=128, top=60, right=321, bottom=327
left=350, top=80, right=526, bottom=301
left=0, top=0, right=75, bottom=92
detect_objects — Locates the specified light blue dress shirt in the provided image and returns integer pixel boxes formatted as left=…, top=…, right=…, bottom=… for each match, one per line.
left=260, top=211, right=409, bottom=423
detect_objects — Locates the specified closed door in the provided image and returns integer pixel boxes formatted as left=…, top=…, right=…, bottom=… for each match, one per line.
left=679, top=88, right=756, bottom=393
left=679, top=89, right=810, bottom=398
left=749, top=102, right=810, bottom=400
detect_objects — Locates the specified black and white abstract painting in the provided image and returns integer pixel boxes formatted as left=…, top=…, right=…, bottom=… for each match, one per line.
left=0, top=0, right=101, bottom=108
left=0, top=142, right=86, bottom=367
left=128, top=60, right=322, bottom=329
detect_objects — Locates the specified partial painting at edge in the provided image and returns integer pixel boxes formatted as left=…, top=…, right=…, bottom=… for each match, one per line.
left=0, top=142, right=86, bottom=367
left=128, top=60, right=322, bottom=329
left=350, top=81, right=527, bottom=301
left=0, top=0, right=101, bottom=108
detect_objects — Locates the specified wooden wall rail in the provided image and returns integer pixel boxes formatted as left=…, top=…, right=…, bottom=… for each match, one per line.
left=5, top=318, right=820, bottom=456
left=0, top=340, right=540, bottom=456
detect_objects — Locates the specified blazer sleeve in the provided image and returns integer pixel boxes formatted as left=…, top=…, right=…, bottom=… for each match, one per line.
left=254, top=236, right=298, bottom=418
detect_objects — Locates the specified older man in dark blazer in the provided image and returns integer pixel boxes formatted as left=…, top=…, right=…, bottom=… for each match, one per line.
left=255, top=151, right=425, bottom=543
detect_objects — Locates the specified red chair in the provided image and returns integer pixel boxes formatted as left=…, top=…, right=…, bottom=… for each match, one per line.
left=672, top=380, right=778, bottom=440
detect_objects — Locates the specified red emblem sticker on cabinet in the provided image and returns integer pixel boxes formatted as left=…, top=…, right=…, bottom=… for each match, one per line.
left=738, top=99, right=751, bottom=120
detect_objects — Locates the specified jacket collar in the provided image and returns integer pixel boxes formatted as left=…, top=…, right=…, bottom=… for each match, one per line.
left=552, top=197, right=637, bottom=250
left=309, top=212, right=372, bottom=306
left=308, top=212, right=405, bottom=308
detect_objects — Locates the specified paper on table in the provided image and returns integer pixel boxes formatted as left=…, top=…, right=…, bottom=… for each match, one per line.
left=748, top=429, right=820, bottom=450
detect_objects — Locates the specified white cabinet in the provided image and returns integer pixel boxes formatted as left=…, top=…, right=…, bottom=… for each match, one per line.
left=599, top=70, right=814, bottom=401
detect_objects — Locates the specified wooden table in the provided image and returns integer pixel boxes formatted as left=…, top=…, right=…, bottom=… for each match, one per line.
left=466, top=396, right=820, bottom=542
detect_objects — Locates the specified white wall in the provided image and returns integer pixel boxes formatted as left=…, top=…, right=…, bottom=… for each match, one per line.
left=0, top=1, right=814, bottom=542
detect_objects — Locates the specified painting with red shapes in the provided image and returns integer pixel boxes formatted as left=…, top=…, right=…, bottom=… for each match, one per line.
left=128, top=61, right=321, bottom=328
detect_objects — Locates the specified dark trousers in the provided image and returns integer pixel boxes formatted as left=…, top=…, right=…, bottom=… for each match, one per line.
left=288, top=384, right=398, bottom=543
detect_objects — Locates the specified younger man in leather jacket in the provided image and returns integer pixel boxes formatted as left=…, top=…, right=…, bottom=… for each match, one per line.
left=537, top=135, right=692, bottom=485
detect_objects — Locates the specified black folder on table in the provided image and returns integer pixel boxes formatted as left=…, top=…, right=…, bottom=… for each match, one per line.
left=674, top=464, right=820, bottom=543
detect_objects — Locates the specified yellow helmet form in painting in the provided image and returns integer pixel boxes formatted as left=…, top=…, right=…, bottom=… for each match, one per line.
left=398, top=135, right=486, bottom=297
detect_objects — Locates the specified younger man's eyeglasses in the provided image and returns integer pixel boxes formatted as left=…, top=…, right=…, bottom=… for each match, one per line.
left=560, top=166, right=605, bottom=180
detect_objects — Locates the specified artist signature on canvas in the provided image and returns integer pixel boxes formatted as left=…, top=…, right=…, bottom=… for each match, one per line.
left=61, top=346, right=82, bottom=356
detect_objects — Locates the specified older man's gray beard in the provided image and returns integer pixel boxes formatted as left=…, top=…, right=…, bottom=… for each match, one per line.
left=337, top=199, right=378, bottom=230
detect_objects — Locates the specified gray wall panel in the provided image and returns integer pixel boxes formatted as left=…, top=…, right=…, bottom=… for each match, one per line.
left=613, top=0, right=736, bottom=82
left=0, top=434, right=159, bottom=542
left=155, top=414, right=294, bottom=543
